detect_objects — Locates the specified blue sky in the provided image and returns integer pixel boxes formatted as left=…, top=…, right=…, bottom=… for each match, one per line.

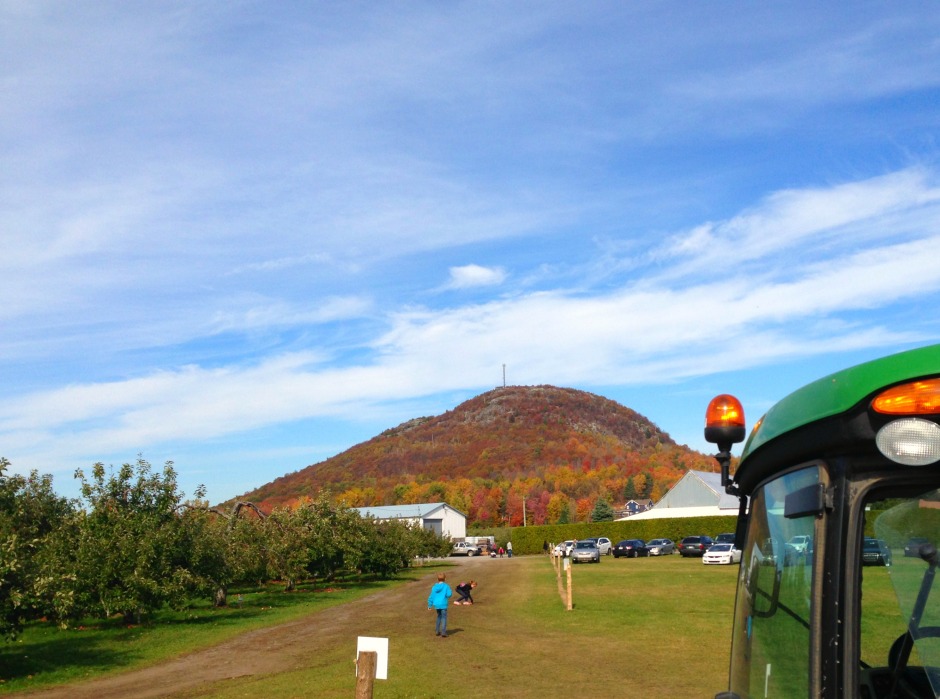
left=3, top=2, right=940, bottom=504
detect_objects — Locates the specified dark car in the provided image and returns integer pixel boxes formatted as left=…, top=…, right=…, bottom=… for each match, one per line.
left=862, top=537, right=892, bottom=566
left=613, top=539, right=649, bottom=558
left=678, top=536, right=714, bottom=557
left=904, top=536, right=931, bottom=557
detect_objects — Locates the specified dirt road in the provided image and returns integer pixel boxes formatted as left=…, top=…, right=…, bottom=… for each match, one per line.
left=24, top=557, right=491, bottom=699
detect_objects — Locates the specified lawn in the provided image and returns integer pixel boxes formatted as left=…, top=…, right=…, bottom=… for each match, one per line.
left=0, top=554, right=904, bottom=698
left=160, top=555, right=741, bottom=698
left=0, top=571, right=430, bottom=694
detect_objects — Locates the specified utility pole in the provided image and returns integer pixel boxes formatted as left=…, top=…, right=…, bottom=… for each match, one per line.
left=502, top=363, right=506, bottom=387
left=522, top=495, right=526, bottom=527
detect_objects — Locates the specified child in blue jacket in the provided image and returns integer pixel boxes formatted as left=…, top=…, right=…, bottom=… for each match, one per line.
left=427, top=573, right=453, bottom=637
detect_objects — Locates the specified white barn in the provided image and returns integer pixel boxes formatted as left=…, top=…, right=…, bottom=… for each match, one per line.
left=354, top=502, right=467, bottom=539
left=620, top=470, right=741, bottom=520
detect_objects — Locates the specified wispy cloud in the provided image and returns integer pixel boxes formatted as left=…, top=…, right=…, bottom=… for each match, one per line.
left=3, top=4, right=940, bottom=500
left=443, top=264, right=508, bottom=290
left=4, top=170, right=939, bottom=481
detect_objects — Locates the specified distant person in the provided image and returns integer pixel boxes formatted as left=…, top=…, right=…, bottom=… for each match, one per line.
left=427, top=572, right=453, bottom=637
left=455, top=580, right=477, bottom=605
left=543, top=540, right=549, bottom=555
left=498, top=546, right=504, bottom=558
left=507, top=541, right=513, bottom=558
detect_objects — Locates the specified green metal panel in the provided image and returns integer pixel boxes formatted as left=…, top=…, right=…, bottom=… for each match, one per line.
left=739, top=344, right=940, bottom=461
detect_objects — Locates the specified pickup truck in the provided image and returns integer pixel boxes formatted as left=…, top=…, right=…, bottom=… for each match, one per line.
left=451, top=542, right=482, bottom=556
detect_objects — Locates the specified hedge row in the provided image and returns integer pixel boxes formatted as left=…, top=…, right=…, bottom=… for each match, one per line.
left=476, top=515, right=739, bottom=555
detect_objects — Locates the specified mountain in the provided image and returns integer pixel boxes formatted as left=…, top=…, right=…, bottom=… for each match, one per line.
left=236, top=385, right=717, bottom=526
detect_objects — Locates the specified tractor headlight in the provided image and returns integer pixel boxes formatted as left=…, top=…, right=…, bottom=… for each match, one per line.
left=875, top=418, right=940, bottom=466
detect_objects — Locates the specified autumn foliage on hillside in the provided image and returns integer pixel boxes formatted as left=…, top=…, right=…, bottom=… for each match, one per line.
left=238, top=386, right=717, bottom=526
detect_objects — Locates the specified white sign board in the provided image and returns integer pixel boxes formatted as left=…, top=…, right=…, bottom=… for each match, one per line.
left=357, top=636, right=389, bottom=680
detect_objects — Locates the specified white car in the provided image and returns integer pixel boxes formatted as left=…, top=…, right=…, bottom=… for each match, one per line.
left=703, top=543, right=742, bottom=565
left=592, top=537, right=613, bottom=555
left=786, top=535, right=812, bottom=554
left=552, top=540, right=576, bottom=557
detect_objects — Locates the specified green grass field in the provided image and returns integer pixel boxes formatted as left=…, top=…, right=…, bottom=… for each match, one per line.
left=0, top=554, right=905, bottom=698
left=0, top=571, right=430, bottom=694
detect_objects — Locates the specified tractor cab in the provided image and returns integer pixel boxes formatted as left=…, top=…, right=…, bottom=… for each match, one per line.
left=707, top=345, right=940, bottom=699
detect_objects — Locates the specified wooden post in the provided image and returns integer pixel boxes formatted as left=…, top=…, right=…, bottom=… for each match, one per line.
left=356, top=650, right=377, bottom=699
left=566, top=559, right=573, bottom=611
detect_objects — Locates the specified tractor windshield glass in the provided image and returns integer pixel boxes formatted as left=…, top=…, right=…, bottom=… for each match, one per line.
left=727, top=465, right=820, bottom=699
left=865, top=487, right=940, bottom=697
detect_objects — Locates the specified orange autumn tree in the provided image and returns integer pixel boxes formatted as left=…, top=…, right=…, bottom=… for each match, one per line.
left=234, top=386, right=717, bottom=526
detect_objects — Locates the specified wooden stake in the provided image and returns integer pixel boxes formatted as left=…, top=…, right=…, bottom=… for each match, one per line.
left=356, top=650, right=377, bottom=699
left=566, top=560, right=573, bottom=611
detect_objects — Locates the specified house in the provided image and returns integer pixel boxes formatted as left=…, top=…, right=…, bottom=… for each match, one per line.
left=618, top=470, right=740, bottom=520
left=614, top=498, right=654, bottom=519
left=353, top=502, right=467, bottom=539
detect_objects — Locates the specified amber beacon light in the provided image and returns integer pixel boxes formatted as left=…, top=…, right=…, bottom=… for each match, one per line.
left=705, top=394, right=746, bottom=495
left=705, top=394, right=746, bottom=450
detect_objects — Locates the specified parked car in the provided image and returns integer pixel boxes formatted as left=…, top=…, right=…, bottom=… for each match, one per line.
left=678, top=535, right=714, bottom=557
left=783, top=535, right=813, bottom=565
left=904, top=536, right=931, bottom=557
left=786, top=535, right=812, bottom=554
left=570, top=540, right=601, bottom=563
left=451, top=542, right=482, bottom=556
left=862, top=537, right=892, bottom=566
left=613, top=539, right=649, bottom=558
left=552, top=540, right=576, bottom=557
left=715, top=533, right=736, bottom=545
left=703, top=543, right=742, bottom=565
left=592, top=537, right=613, bottom=555
left=646, top=538, right=675, bottom=556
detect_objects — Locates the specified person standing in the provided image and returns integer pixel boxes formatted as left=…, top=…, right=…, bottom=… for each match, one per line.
left=427, top=572, right=452, bottom=637
left=507, top=541, right=513, bottom=558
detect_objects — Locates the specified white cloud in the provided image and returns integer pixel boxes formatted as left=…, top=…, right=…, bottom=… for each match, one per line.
left=6, top=168, right=940, bottom=473
left=444, top=264, right=508, bottom=290
left=654, top=168, right=940, bottom=279
left=208, top=296, right=373, bottom=334
left=4, top=5, right=940, bottom=500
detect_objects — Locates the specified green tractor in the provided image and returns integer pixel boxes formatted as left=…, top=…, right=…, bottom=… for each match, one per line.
left=706, top=345, right=940, bottom=698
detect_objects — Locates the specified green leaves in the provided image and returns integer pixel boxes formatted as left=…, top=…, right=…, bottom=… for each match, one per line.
left=0, top=460, right=76, bottom=639
left=3, top=457, right=450, bottom=641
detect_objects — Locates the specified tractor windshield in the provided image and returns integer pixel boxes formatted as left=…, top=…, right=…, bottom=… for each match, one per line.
left=727, top=465, right=821, bottom=698
left=863, top=488, right=940, bottom=698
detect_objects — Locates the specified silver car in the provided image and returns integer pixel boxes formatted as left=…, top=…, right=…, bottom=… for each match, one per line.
left=570, top=540, right=601, bottom=563
left=646, top=538, right=675, bottom=556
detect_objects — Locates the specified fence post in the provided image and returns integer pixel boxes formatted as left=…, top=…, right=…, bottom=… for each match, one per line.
left=356, top=650, right=377, bottom=699
left=566, top=559, right=573, bottom=611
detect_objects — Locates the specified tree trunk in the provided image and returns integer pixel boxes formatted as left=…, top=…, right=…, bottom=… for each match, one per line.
left=123, top=609, right=142, bottom=625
